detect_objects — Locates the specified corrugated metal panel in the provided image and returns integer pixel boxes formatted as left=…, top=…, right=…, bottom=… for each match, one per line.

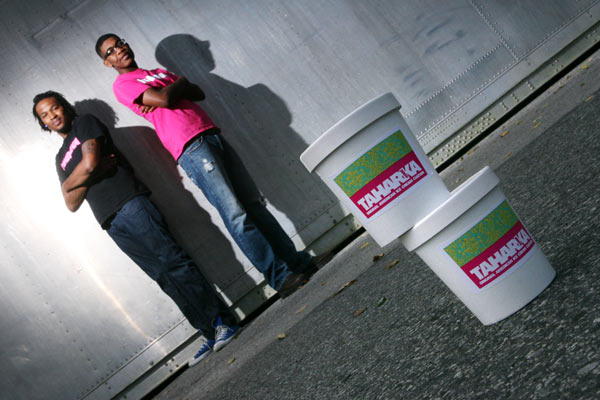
left=0, top=1, right=598, bottom=398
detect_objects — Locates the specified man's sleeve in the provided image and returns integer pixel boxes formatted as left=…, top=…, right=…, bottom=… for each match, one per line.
left=113, top=75, right=149, bottom=107
left=77, top=114, right=108, bottom=144
left=162, top=69, right=179, bottom=81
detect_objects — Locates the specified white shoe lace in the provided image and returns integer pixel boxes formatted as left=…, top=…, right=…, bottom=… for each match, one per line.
left=215, top=325, right=230, bottom=341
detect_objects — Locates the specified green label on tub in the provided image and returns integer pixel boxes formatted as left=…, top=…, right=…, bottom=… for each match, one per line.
left=444, top=200, right=519, bottom=267
left=334, top=129, right=412, bottom=197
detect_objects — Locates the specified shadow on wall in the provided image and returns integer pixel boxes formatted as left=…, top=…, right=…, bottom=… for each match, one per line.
left=154, top=34, right=339, bottom=245
left=73, top=99, right=255, bottom=296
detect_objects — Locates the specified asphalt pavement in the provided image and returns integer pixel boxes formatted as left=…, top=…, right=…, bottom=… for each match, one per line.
left=152, top=51, right=600, bottom=400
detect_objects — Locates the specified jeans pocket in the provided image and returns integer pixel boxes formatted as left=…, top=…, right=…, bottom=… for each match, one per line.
left=182, top=136, right=205, bottom=157
left=205, top=133, right=223, bottom=150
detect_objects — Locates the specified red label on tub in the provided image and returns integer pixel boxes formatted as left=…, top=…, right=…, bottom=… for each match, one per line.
left=349, top=152, right=427, bottom=218
left=461, top=221, right=535, bottom=289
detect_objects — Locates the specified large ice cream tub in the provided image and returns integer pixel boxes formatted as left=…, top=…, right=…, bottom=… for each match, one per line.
left=300, top=93, right=450, bottom=246
left=401, top=167, right=556, bottom=325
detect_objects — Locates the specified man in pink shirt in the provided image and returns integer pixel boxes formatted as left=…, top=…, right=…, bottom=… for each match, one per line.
left=96, top=34, right=323, bottom=305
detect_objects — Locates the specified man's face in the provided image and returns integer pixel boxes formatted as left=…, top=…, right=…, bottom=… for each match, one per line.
left=100, top=36, right=135, bottom=69
left=35, top=97, right=72, bottom=133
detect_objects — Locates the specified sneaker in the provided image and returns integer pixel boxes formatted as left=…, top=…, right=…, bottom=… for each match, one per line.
left=214, top=316, right=240, bottom=352
left=278, top=272, right=308, bottom=298
left=300, top=251, right=335, bottom=277
left=188, top=338, right=215, bottom=367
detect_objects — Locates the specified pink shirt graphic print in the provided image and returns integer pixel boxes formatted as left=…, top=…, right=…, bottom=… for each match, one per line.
left=60, top=137, right=81, bottom=170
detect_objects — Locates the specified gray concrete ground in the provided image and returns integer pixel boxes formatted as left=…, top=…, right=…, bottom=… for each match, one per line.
left=153, top=51, right=600, bottom=400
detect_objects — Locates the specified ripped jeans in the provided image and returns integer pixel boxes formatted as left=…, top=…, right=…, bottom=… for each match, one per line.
left=178, top=133, right=311, bottom=290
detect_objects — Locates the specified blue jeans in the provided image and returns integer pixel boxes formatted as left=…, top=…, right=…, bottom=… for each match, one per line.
left=178, top=133, right=311, bottom=290
left=107, top=195, right=235, bottom=338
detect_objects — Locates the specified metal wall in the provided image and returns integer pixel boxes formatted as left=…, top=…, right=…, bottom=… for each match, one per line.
left=1, top=1, right=598, bottom=399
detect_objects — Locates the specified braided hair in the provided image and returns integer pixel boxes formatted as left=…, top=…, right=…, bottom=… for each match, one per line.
left=32, top=91, right=77, bottom=132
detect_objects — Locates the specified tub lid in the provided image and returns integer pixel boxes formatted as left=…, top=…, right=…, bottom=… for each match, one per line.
left=300, top=93, right=401, bottom=172
left=401, top=167, right=500, bottom=252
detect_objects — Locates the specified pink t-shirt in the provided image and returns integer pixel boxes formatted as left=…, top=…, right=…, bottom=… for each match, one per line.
left=113, top=68, right=216, bottom=160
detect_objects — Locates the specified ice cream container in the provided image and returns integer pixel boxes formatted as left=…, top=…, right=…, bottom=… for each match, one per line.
left=300, top=93, right=450, bottom=246
left=401, top=167, right=556, bottom=325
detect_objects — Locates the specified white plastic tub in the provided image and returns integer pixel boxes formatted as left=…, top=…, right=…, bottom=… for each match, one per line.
left=401, top=167, right=556, bottom=325
left=300, top=93, right=449, bottom=246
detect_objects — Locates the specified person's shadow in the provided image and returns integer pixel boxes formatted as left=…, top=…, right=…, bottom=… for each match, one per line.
left=73, top=99, right=255, bottom=298
left=154, top=34, right=341, bottom=248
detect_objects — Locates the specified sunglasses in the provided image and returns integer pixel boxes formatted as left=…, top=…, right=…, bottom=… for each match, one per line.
left=103, top=38, right=128, bottom=60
